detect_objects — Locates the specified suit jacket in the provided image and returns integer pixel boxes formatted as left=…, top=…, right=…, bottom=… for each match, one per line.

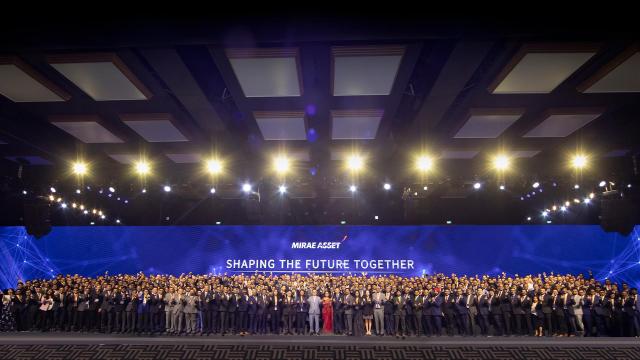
left=454, top=295, right=469, bottom=315
left=441, top=295, right=455, bottom=315
left=247, top=295, right=258, bottom=315
left=163, top=293, right=174, bottom=313
left=307, top=295, right=321, bottom=315
left=478, top=295, right=490, bottom=316
left=77, top=294, right=89, bottom=311
left=489, top=296, right=502, bottom=315
left=569, top=295, right=583, bottom=316
left=183, top=295, right=198, bottom=314
left=429, top=294, right=444, bottom=317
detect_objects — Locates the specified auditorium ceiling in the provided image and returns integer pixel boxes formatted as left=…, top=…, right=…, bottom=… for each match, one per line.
left=0, top=15, right=638, bottom=225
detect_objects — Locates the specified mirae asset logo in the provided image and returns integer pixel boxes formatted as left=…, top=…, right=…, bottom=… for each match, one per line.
left=291, top=235, right=348, bottom=249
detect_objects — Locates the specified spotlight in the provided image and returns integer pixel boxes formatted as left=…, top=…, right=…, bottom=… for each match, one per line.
left=278, top=185, right=287, bottom=194
left=72, top=162, right=88, bottom=176
left=134, top=161, right=151, bottom=176
left=205, top=159, right=223, bottom=175
left=584, top=198, right=590, bottom=204
left=571, top=154, right=588, bottom=169
left=423, top=186, right=428, bottom=191
left=215, top=221, right=222, bottom=225
left=75, top=189, right=81, bottom=194
left=499, top=185, right=506, bottom=190
left=163, top=185, right=171, bottom=193
left=473, top=182, right=481, bottom=190
left=273, top=156, right=291, bottom=175
left=61, top=203, right=67, bottom=209
left=346, top=154, right=364, bottom=172
left=141, top=188, right=147, bottom=193
left=48, top=195, right=55, bottom=201
left=22, top=190, right=27, bottom=195
left=552, top=205, right=557, bottom=211
left=599, top=181, right=606, bottom=187
left=573, top=198, right=580, bottom=204
left=210, top=187, right=216, bottom=194
left=108, top=187, right=115, bottom=193
left=79, top=205, right=85, bottom=210
left=565, top=201, right=570, bottom=207
left=83, top=210, right=88, bottom=215
left=546, top=220, right=552, bottom=224
left=383, top=183, right=391, bottom=190
left=50, top=187, right=56, bottom=193
left=90, top=222, right=95, bottom=225
left=446, top=220, right=452, bottom=224
left=340, top=220, right=346, bottom=225
left=492, top=154, right=510, bottom=171
left=541, top=211, right=548, bottom=217
left=56, top=197, right=62, bottom=202
left=98, top=210, right=103, bottom=216
left=628, top=184, right=632, bottom=188
left=560, top=206, right=567, bottom=212
left=574, top=184, right=580, bottom=189
left=349, top=185, right=357, bottom=193
left=374, top=215, right=379, bottom=220
left=71, top=203, right=77, bottom=208
left=532, top=182, right=540, bottom=189
left=242, top=183, right=252, bottom=193
left=415, top=155, right=433, bottom=173
left=589, top=193, right=595, bottom=199
left=526, top=217, right=532, bottom=221
left=116, top=219, right=121, bottom=224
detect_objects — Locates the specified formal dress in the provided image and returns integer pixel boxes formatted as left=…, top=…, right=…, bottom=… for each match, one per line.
left=1, top=296, right=16, bottom=331
left=321, top=298, right=333, bottom=333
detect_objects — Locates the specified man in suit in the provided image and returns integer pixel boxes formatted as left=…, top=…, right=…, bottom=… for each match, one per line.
left=477, top=289, right=490, bottom=336
left=149, top=288, right=162, bottom=334
left=430, top=290, right=444, bottom=336
left=582, top=288, right=595, bottom=336
left=163, top=288, right=174, bottom=334
left=489, top=289, right=504, bottom=336
left=454, top=289, right=470, bottom=336
left=200, top=285, right=212, bottom=335
left=218, top=288, right=229, bottom=335
left=511, top=290, right=525, bottom=335
left=541, top=290, right=554, bottom=336
left=393, top=290, right=407, bottom=338
left=100, top=287, right=115, bottom=333
left=502, top=288, right=515, bottom=336
left=372, top=287, right=386, bottom=336
left=631, top=288, right=640, bottom=337
left=295, top=289, right=308, bottom=335
left=552, top=289, right=568, bottom=336
left=247, top=290, right=258, bottom=335
left=172, top=288, right=185, bottom=335
left=269, top=290, right=282, bottom=334
left=441, top=289, right=456, bottom=336
left=228, top=288, right=239, bottom=335
left=76, top=289, right=89, bottom=331
left=137, top=290, right=151, bottom=334
left=238, top=290, right=250, bottom=335
left=256, top=290, right=267, bottom=334
left=384, top=288, right=395, bottom=336
left=307, top=289, right=322, bottom=335
left=113, top=288, right=126, bottom=334
left=282, top=290, right=294, bottom=335
left=333, top=288, right=344, bottom=335
left=124, top=290, right=137, bottom=333
left=466, top=288, right=478, bottom=336
left=183, top=290, right=198, bottom=335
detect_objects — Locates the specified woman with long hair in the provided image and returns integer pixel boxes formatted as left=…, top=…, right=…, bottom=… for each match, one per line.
left=321, top=291, right=333, bottom=334
left=363, top=290, right=374, bottom=336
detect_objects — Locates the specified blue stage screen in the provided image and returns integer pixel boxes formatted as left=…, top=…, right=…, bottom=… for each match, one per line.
left=1, top=225, right=639, bottom=289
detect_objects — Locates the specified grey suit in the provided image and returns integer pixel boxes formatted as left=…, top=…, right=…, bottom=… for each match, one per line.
left=172, top=294, right=185, bottom=333
left=344, top=294, right=355, bottom=335
left=572, top=295, right=584, bottom=333
left=373, top=292, right=386, bottom=335
left=307, top=295, right=321, bottom=334
left=184, top=295, right=198, bottom=333
left=164, top=293, right=174, bottom=332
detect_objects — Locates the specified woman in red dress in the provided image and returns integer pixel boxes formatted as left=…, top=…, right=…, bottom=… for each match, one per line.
left=321, top=291, right=333, bottom=334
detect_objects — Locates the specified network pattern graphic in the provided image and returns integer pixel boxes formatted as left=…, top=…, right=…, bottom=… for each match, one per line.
left=0, top=227, right=59, bottom=289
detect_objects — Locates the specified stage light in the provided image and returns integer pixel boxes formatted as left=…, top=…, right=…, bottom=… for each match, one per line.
left=48, top=195, right=55, bottom=201
left=571, top=154, right=588, bottom=169
left=499, top=185, right=505, bottom=190
left=541, top=211, right=548, bottom=217
left=50, top=187, right=56, bottom=193
left=573, top=198, right=580, bottom=204
left=215, top=221, right=222, bottom=225
left=584, top=198, right=590, bottom=204
left=98, top=210, right=103, bottom=216
left=273, top=155, right=291, bottom=175
left=134, top=161, right=151, bottom=176
left=71, top=203, right=77, bottom=208
left=589, top=193, right=595, bottom=199
left=163, top=185, right=171, bottom=192
left=101, top=215, right=106, bottom=220
left=532, top=182, right=540, bottom=189
left=526, top=217, right=532, bottom=221
left=56, top=197, right=62, bottom=203
left=92, top=209, right=97, bottom=214
left=79, top=205, right=85, bottom=210
left=205, top=159, right=223, bottom=175
left=349, top=185, right=357, bottom=193
left=415, top=155, right=433, bottom=172
left=141, top=188, right=147, bottom=193
left=628, top=184, right=632, bottom=188
left=99, top=189, right=103, bottom=194
left=61, top=203, right=67, bottom=209
left=383, top=183, right=391, bottom=190
left=278, top=185, right=287, bottom=194
left=473, top=182, right=481, bottom=190
left=210, top=187, right=216, bottom=194
left=374, top=215, right=379, bottom=220
left=242, top=183, right=252, bottom=193
left=108, top=187, right=115, bottom=193
left=599, top=181, right=606, bottom=187
left=560, top=206, right=567, bottom=212
left=552, top=205, right=557, bottom=211
left=340, top=220, right=346, bottom=225
left=546, top=220, right=552, bottom=224
left=446, top=220, right=452, bottom=224
left=492, top=154, right=510, bottom=171
left=574, top=184, right=580, bottom=189
left=22, top=190, right=27, bottom=195
left=116, top=219, right=121, bottom=224
left=124, top=200, right=128, bottom=204
left=565, top=201, right=571, bottom=207
left=423, top=186, right=428, bottom=191
left=346, top=154, right=364, bottom=172
left=83, top=210, right=89, bottom=215
left=72, top=162, right=88, bottom=176
left=75, top=189, right=81, bottom=194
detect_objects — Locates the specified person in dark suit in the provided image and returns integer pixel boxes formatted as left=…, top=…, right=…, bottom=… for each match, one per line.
left=412, top=289, right=424, bottom=337
left=454, top=289, right=469, bottom=336
left=200, top=286, right=211, bottom=335
left=237, top=290, right=249, bottom=335
left=218, top=288, right=229, bottom=335
left=489, top=289, right=504, bottom=336
left=247, top=290, right=258, bottom=335
left=281, top=290, right=294, bottom=335
left=582, top=288, right=595, bottom=337
left=343, top=290, right=354, bottom=336
left=228, top=288, right=239, bottom=335
left=294, top=289, right=308, bottom=335
left=429, top=290, right=444, bottom=336
left=441, top=289, right=456, bottom=336
left=113, top=289, right=126, bottom=334
left=256, top=290, right=267, bottom=335
left=136, top=290, right=151, bottom=334
left=393, top=290, right=407, bottom=339
left=502, top=288, right=515, bottom=336
left=477, top=290, right=490, bottom=336
left=384, top=288, right=395, bottom=336
left=333, top=289, right=344, bottom=335
left=466, top=289, right=478, bottom=337
left=540, top=290, right=554, bottom=336
left=269, top=290, right=282, bottom=335
left=552, top=289, right=568, bottom=336
left=512, top=290, right=525, bottom=335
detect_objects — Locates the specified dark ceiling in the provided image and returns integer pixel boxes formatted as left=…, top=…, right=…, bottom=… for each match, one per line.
left=0, top=14, right=638, bottom=227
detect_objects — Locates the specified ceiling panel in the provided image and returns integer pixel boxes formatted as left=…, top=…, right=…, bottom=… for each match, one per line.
left=120, top=113, right=188, bottom=142
left=490, top=44, right=597, bottom=94
left=331, top=109, right=383, bottom=140
left=603, top=149, right=629, bottom=157
left=48, top=53, right=152, bottom=101
left=166, top=153, right=202, bottom=163
left=0, top=56, right=70, bottom=102
left=107, top=154, right=138, bottom=164
left=511, top=150, right=541, bottom=158
left=226, top=48, right=301, bottom=97
left=580, top=47, right=640, bottom=93
left=50, top=115, right=124, bottom=143
left=5, top=155, right=53, bottom=165
left=254, top=111, right=307, bottom=140
left=454, top=109, right=524, bottom=138
left=440, top=150, right=479, bottom=159
left=332, top=46, right=404, bottom=96
left=523, top=109, right=602, bottom=138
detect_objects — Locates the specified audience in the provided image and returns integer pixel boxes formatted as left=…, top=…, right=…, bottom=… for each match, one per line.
left=1, top=271, right=638, bottom=338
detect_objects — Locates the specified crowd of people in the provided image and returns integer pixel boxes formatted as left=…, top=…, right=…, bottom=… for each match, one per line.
left=1, top=271, right=639, bottom=338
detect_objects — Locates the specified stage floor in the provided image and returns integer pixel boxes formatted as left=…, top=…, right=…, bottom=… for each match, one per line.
left=1, top=333, right=639, bottom=359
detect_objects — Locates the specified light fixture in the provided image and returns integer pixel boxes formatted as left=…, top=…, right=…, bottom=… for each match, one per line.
left=599, top=181, right=606, bottom=187
left=423, top=186, right=428, bottom=191
left=242, top=183, right=252, bottom=193
left=571, top=154, right=588, bottom=169
left=278, top=185, right=287, bottom=194
left=415, top=155, right=433, bottom=172
left=50, top=187, right=56, bottom=193
left=374, top=215, right=379, bottom=220
left=346, top=154, right=364, bottom=172
left=71, top=203, right=77, bottom=208
left=134, top=161, right=151, bottom=176
left=79, top=205, right=85, bottom=210
left=541, top=211, right=548, bottom=217
left=349, top=185, right=357, bottom=193
left=589, top=193, right=595, bottom=199
left=205, top=158, right=223, bottom=175
left=83, top=210, right=89, bottom=215
left=273, top=155, right=291, bottom=175
left=60, top=203, right=67, bottom=209
left=141, top=188, right=147, bottom=193
left=108, top=187, right=115, bottom=193
left=210, top=187, right=216, bottom=194
left=499, top=185, right=506, bottom=190
left=526, top=217, right=532, bottom=221
left=492, top=154, right=510, bottom=171
left=584, top=198, right=590, bottom=204
left=565, top=201, right=571, bottom=207
left=627, top=184, right=632, bottom=188
left=446, top=220, right=452, bottom=224
left=163, top=185, right=171, bottom=192
left=552, top=205, right=557, bottom=211
left=116, top=219, right=121, bottom=224
left=560, top=206, right=567, bottom=212
left=100, top=215, right=106, bottom=220
left=75, top=189, right=81, bottom=194
left=383, top=183, right=391, bottom=190
left=574, top=184, right=580, bottom=189
left=215, top=221, right=222, bottom=225
left=22, top=190, right=27, bottom=195
left=340, top=220, right=346, bottom=225
left=72, top=162, right=88, bottom=176
left=473, top=182, right=481, bottom=190
left=532, top=182, right=540, bottom=189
